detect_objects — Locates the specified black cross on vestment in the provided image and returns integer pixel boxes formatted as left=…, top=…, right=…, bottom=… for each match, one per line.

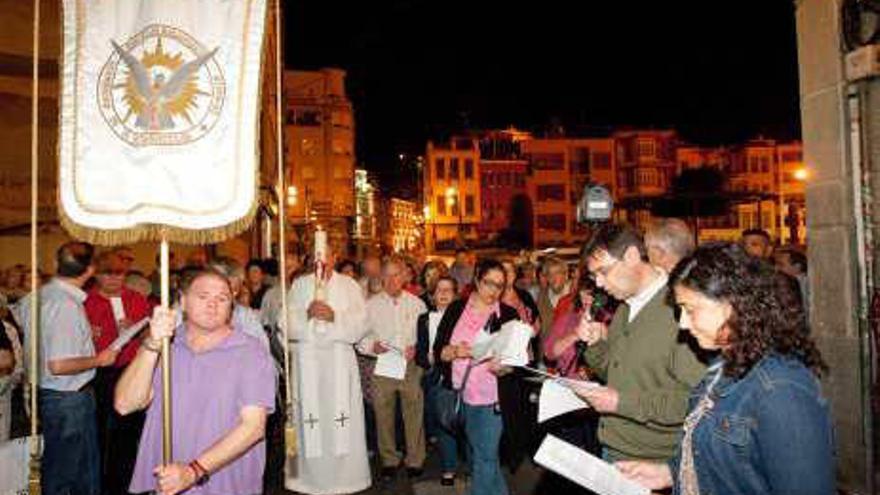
left=304, top=414, right=319, bottom=429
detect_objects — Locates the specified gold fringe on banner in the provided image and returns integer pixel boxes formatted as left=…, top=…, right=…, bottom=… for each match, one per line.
left=58, top=195, right=260, bottom=246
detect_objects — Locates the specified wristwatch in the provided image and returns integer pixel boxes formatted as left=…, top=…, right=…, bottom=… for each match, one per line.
left=189, top=460, right=210, bottom=486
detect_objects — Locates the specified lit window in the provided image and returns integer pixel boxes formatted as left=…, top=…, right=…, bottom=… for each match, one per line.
left=637, top=138, right=656, bottom=158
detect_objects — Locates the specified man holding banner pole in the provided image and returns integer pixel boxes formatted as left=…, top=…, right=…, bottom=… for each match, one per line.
left=56, top=0, right=272, bottom=480
left=116, top=268, right=275, bottom=495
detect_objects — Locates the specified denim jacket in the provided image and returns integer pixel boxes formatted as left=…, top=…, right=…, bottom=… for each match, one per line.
left=670, top=354, right=834, bottom=495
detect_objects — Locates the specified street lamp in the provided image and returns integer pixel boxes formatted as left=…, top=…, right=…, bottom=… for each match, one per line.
left=778, top=165, right=808, bottom=245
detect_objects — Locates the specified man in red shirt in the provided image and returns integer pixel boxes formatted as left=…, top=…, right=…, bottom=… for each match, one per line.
left=84, top=250, right=151, bottom=495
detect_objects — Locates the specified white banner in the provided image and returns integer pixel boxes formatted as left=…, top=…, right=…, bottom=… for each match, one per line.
left=59, top=0, right=268, bottom=244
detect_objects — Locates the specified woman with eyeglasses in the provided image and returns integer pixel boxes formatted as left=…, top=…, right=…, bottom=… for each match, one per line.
left=616, top=243, right=833, bottom=495
left=433, top=258, right=519, bottom=495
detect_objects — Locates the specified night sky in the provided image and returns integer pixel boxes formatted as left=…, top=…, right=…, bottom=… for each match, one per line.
left=284, top=0, right=800, bottom=191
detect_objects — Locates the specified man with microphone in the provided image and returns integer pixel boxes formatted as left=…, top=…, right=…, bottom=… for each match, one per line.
left=573, top=224, right=705, bottom=464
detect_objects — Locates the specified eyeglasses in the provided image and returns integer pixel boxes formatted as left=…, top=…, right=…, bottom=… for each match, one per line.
left=589, top=257, right=621, bottom=281
left=479, top=278, right=505, bottom=292
left=99, top=270, right=126, bottom=277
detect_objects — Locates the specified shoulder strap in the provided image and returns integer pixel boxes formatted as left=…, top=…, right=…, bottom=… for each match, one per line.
left=456, top=360, right=475, bottom=392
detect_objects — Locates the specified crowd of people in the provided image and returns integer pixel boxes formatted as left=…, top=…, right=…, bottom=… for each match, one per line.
left=0, top=219, right=831, bottom=495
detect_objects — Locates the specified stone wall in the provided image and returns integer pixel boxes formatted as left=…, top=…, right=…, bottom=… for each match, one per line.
left=796, top=0, right=875, bottom=491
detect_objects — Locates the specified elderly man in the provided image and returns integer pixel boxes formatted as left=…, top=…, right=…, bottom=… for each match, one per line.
left=117, top=268, right=275, bottom=495
left=536, top=256, right=571, bottom=339
left=359, top=254, right=383, bottom=298
left=17, top=242, right=119, bottom=495
left=84, top=251, right=152, bottom=495
left=644, top=218, right=695, bottom=274
left=360, top=257, right=428, bottom=481
left=286, top=240, right=371, bottom=495
left=575, top=224, right=705, bottom=462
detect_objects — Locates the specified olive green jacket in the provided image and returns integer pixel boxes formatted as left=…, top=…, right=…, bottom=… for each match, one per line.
left=585, top=286, right=706, bottom=461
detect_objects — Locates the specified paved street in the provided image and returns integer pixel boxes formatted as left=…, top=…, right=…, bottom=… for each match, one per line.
left=268, top=437, right=552, bottom=495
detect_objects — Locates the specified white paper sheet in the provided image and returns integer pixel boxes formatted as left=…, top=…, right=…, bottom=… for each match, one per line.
left=110, top=297, right=126, bottom=322
left=108, top=317, right=150, bottom=351
left=538, top=379, right=589, bottom=423
left=534, top=434, right=650, bottom=495
left=374, top=350, right=407, bottom=380
left=470, top=320, right=533, bottom=366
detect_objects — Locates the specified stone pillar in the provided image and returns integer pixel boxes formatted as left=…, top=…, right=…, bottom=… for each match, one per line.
left=796, top=0, right=874, bottom=491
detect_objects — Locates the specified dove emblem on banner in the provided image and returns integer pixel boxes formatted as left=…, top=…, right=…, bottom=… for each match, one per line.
left=97, top=25, right=226, bottom=147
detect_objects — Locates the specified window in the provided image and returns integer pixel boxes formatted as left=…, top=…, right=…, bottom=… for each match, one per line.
left=637, top=138, right=656, bottom=158
left=760, top=157, right=770, bottom=173
left=593, top=152, right=612, bottom=169
left=435, top=158, right=445, bottom=180
left=450, top=198, right=460, bottom=217
left=636, top=168, right=658, bottom=187
left=436, top=195, right=446, bottom=216
left=301, top=138, right=318, bottom=156
left=571, top=147, right=591, bottom=174
left=537, top=214, right=566, bottom=232
left=331, top=138, right=351, bottom=156
left=749, top=156, right=759, bottom=173
left=287, top=108, right=321, bottom=126
left=537, top=184, right=566, bottom=201
left=449, top=158, right=460, bottom=179
left=516, top=174, right=525, bottom=187
left=531, top=153, right=565, bottom=170
left=464, top=159, right=474, bottom=179
left=465, top=195, right=475, bottom=216
left=481, top=172, right=489, bottom=187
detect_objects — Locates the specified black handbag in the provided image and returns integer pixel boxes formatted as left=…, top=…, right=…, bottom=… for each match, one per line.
left=436, top=360, right=474, bottom=434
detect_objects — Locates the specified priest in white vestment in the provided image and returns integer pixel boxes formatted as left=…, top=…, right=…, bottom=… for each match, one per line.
left=285, top=249, right=371, bottom=495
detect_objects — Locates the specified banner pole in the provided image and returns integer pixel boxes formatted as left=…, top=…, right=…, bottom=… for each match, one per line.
left=273, top=0, right=298, bottom=458
left=28, top=0, right=41, bottom=493
left=160, top=236, right=172, bottom=464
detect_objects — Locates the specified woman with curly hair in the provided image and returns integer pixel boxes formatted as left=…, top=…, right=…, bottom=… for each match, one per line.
left=617, top=242, right=833, bottom=495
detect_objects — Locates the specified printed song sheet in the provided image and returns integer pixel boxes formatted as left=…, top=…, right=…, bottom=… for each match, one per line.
left=109, top=317, right=150, bottom=351
left=538, top=379, right=589, bottom=423
left=374, top=343, right=407, bottom=380
left=470, top=320, right=533, bottom=366
left=534, top=435, right=649, bottom=495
